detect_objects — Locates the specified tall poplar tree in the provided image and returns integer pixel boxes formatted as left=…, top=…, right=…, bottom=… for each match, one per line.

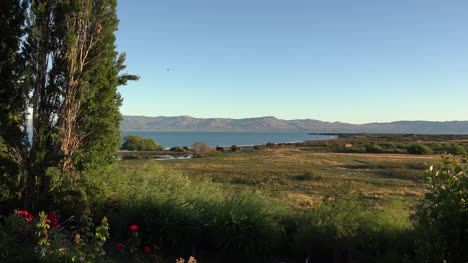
left=0, top=0, right=138, bottom=210
left=0, top=0, right=28, bottom=200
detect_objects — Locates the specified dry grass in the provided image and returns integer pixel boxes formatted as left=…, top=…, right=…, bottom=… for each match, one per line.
left=153, top=147, right=438, bottom=210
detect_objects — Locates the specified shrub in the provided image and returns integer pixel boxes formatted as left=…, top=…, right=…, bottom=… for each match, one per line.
left=191, top=142, right=211, bottom=157
left=448, top=144, right=466, bottom=155
left=121, top=135, right=164, bottom=151
left=407, top=144, right=433, bottom=155
left=170, top=146, right=186, bottom=152
left=231, top=145, right=240, bottom=152
left=215, top=146, right=224, bottom=152
left=379, top=142, right=397, bottom=149
left=0, top=210, right=110, bottom=262
left=365, top=143, right=383, bottom=153
left=416, top=156, right=468, bottom=262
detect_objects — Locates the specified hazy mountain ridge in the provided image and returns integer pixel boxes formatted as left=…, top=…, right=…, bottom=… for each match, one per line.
left=120, top=116, right=468, bottom=134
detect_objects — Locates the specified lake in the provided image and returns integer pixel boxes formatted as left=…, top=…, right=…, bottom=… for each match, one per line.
left=120, top=131, right=336, bottom=148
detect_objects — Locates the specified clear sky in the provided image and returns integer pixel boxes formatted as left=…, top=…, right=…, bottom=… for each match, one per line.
left=115, top=0, right=468, bottom=124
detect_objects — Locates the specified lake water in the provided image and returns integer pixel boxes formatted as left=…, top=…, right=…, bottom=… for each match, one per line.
left=121, top=131, right=336, bottom=148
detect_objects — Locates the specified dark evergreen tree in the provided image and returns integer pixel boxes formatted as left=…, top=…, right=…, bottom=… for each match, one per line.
left=22, top=0, right=64, bottom=209
left=0, top=0, right=28, bottom=201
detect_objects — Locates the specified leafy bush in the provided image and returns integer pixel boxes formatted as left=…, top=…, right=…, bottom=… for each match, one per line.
left=379, top=142, right=397, bottom=149
left=416, top=156, right=468, bottom=262
left=191, top=141, right=211, bottom=157
left=169, top=146, right=186, bottom=152
left=121, top=135, right=164, bottom=151
left=230, top=145, right=240, bottom=152
left=365, top=143, right=383, bottom=153
left=407, top=144, right=433, bottom=155
left=215, top=146, right=225, bottom=152
left=0, top=210, right=111, bottom=262
left=448, top=144, right=466, bottom=155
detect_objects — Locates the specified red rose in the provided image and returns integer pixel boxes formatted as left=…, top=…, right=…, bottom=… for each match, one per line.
left=129, top=224, right=138, bottom=231
left=17, top=210, right=34, bottom=222
left=116, top=242, right=125, bottom=249
left=143, top=246, right=151, bottom=253
left=26, top=213, right=34, bottom=222
left=17, top=210, right=28, bottom=216
left=47, top=212, right=60, bottom=228
left=47, top=212, right=58, bottom=218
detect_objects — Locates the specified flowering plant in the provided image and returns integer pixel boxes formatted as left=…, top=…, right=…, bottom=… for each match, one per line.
left=17, top=210, right=34, bottom=222
left=129, top=224, right=139, bottom=232
left=113, top=223, right=162, bottom=261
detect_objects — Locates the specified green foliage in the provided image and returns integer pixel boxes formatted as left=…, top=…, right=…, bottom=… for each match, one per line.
left=121, top=135, right=164, bottom=151
left=407, top=144, right=433, bottom=155
left=448, top=144, right=466, bottom=156
left=71, top=212, right=110, bottom=263
left=365, top=143, right=383, bottom=153
left=0, top=210, right=110, bottom=263
left=0, top=0, right=139, bottom=210
left=0, top=139, right=21, bottom=201
left=0, top=0, right=27, bottom=203
left=88, top=160, right=288, bottom=256
left=191, top=141, right=210, bottom=158
left=94, top=160, right=224, bottom=245
left=0, top=0, right=28, bottom=150
left=416, top=156, right=468, bottom=262
left=378, top=142, right=397, bottom=149
left=0, top=211, right=37, bottom=262
left=294, top=197, right=414, bottom=262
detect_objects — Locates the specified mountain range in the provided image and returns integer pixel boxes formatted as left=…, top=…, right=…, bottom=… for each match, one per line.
left=121, top=115, right=468, bottom=134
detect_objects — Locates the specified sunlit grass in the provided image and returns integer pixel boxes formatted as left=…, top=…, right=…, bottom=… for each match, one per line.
left=155, top=147, right=438, bottom=210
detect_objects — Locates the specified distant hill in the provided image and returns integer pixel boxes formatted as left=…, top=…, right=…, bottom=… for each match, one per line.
left=121, top=115, right=468, bottom=134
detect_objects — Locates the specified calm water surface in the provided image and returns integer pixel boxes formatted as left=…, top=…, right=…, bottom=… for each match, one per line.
left=121, top=131, right=336, bottom=148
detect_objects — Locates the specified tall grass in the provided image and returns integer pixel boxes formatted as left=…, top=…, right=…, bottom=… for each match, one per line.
left=89, top=160, right=287, bottom=259
left=293, top=197, right=415, bottom=262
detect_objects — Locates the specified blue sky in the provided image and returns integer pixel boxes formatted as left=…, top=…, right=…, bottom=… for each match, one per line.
left=115, top=0, right=468, bottom=124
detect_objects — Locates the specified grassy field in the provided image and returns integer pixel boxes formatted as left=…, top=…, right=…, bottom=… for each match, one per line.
left=154, top=147, right=437, bottom=210
left=117, top=133, right=468, bottom=211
